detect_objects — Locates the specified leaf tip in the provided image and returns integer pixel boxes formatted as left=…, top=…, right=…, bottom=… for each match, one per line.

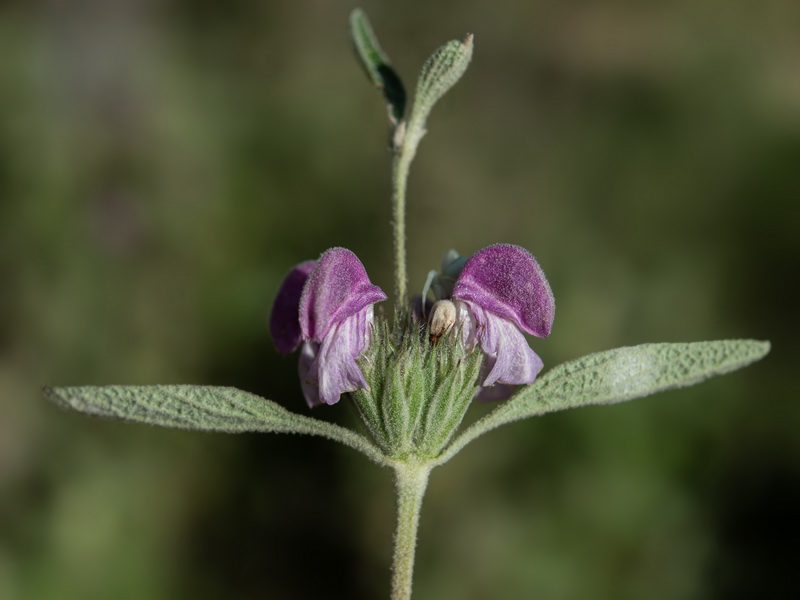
left=349, top=7, right=366, bottom=29
left=751, top=339, right=771, bottom=361
left=42, top=385, right=73, bottom=413
left=42, top=385, right=58, bottom=402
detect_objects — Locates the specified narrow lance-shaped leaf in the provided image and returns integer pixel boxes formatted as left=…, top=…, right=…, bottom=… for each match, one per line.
left=44, top=385, right=386, bottom=464
left=350, top=8, right=406, bottom=125
left=405, top=34, right=473, bottom=147
left=437, top=340, right=770, bottom=463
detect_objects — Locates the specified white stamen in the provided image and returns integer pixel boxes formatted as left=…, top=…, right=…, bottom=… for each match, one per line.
left=428, top=300, right=457, bottom=345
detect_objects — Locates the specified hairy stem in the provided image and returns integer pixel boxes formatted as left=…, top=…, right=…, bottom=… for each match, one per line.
left=391, top=461, right=431, bottom=600
left=390, top=114, right=428, bottom=327
left=390, top=140, right=417, bottom=316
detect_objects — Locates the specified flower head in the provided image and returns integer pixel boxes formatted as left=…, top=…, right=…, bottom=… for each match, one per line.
left=270, top=248, right=386, bottom=407
left=430, top=244, right=555, bottom=400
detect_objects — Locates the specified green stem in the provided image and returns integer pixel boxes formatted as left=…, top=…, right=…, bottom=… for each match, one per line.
left=390, top=141, right=413, bottom=312
left=390, top=117, right=427, bottom=325
left=391, top=461, right=431, bottom=600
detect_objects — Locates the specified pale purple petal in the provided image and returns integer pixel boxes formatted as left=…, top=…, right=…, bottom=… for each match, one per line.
left=452, top=299, right=479, bottom=350
left=467, top=300, right=544, bottom=388
left=298, top=341, right=321, bottom=407
left=300, top=247, right=387, bottom=341
left=305, top=305, right=374, bottom=405
left=270, top=260, right=316, bottom=354
left=452, top=244, right=555, bottom=338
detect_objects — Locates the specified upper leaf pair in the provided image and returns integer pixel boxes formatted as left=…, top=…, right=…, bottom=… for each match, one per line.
left=350, top=8, right=473, bottom=148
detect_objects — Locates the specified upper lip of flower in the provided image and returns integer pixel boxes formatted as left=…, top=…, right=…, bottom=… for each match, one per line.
left=270, top=248, right=387, bottom=355
left=451, top=243, right=554, bottom=339
left=299, top=248, right=387, bottom=342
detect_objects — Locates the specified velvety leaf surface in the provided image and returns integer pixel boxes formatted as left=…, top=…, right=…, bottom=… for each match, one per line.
left=45, top=385, right=385, bottom=463
left=438, top=340, right=770, bottom=462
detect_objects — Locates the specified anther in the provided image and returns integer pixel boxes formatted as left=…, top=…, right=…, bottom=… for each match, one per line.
left=428, top=299, right=457, bottom=345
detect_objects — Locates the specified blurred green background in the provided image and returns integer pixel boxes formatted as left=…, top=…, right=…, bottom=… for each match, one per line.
left=1, top=0, right=797, bottom=598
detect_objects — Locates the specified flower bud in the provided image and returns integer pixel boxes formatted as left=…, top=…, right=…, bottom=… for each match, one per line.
left=428, top=299, right=457, bottom=345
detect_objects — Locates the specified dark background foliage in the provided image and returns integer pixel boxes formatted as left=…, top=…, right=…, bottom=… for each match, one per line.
left=1, top=1, right=797, bottom=598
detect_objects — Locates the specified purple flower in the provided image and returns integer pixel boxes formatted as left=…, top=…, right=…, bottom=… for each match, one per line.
left=443, top=244, right=555, bottom=400
left=270, top=248, right=387, bottom=407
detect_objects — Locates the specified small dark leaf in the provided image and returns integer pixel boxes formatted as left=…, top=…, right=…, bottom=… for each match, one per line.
left=350, top=8, right=406, bottom=124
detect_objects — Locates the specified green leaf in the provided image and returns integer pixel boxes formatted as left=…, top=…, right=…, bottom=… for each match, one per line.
left=350, top=8, right=406, bottom=124
left=437, top=340, right=770, bottom=464
left=405, top=34, right=473, bottom=147
left=44, top=385, right=387, bottom=464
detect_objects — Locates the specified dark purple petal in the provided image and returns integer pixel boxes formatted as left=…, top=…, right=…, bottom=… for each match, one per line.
left=299, top=248, right=387, bottom=342
left=303, top=305, right=375, bottom=405
left=270, top=260, right=316, bottom=354
left=452, top=244, right=554, bottom=338
left=409, top=294, right=434, bottom=324
left=469, top=302, right=544, bottom=387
